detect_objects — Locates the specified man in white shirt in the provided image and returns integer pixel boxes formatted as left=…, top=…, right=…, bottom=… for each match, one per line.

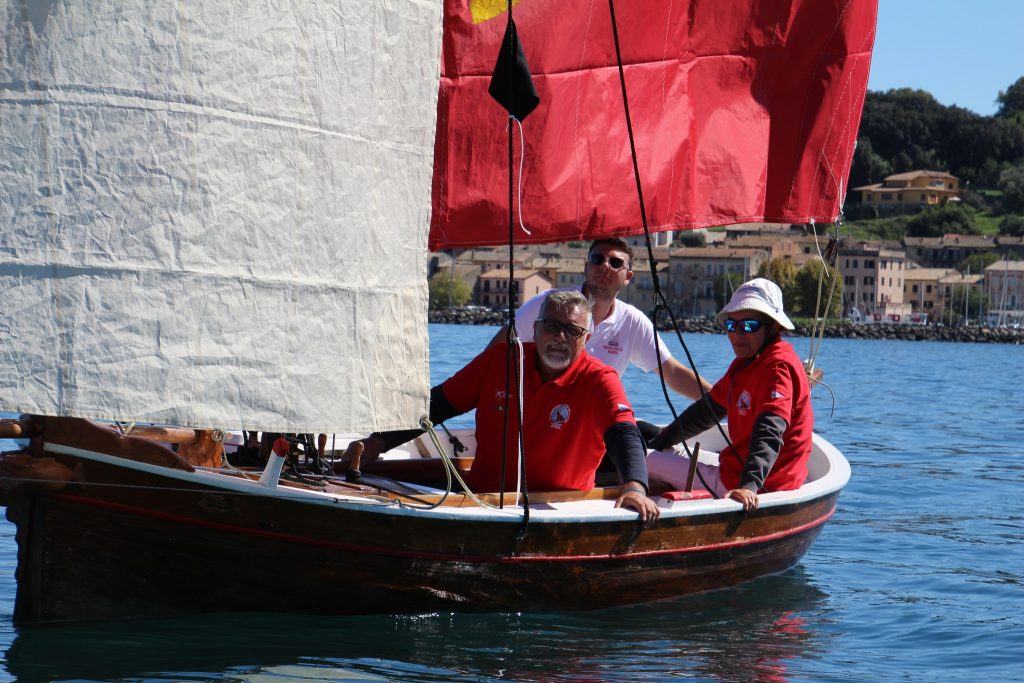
left=489, top=238, right=710, bottom=400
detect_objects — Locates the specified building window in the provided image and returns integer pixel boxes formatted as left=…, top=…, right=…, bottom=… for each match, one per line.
left=866, top=259, right=875, bottom=268
left=852, top=259, right=859, bottom=269
left=912, top=284, right=919, bottom=293
left=926, top=285, right=932, bottom=293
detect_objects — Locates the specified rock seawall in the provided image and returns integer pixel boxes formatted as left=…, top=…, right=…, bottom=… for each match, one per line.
left=428, top=309, right=1024, bottom=344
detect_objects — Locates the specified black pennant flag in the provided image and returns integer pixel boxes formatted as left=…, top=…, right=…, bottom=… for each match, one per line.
left=488, top=18, right=539, bottom=121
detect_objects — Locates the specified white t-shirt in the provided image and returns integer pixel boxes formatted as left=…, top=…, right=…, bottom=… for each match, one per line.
left=514, top=285, right=672, bottom=376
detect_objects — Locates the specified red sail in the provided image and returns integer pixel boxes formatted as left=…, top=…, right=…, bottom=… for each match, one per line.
left=430, top=0, right=877, bottom=249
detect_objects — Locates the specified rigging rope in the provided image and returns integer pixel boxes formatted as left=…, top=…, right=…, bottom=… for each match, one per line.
left=493, top=0, right=531, bottom=538
left=803, top=219, right=840, bottom=415
left=605, top=0, right=726, bottom=496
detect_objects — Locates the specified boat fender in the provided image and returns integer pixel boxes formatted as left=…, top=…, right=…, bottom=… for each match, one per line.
left=657, top=490, right=713, bottom=508
left=258, top=437, right=290, bottom=487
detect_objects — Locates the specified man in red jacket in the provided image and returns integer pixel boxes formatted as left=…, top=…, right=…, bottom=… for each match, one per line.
left=345, top=290, right=660, bottom=524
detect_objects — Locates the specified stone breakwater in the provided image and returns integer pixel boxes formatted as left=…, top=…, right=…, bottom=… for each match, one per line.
left=428, top=309, right=1024, bottom=344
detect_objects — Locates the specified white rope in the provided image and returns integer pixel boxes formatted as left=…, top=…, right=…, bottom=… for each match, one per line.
left=419, top=417, right=497, bottom=510
left=513, top=116, right=532, bottom=236
left=805, top=219, right=837, bottom=379
left=513, top=335, right=527, bottom=507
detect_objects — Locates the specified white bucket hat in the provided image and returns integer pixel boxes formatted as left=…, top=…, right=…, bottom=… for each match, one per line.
left=715, top=278, right=794, bottom=330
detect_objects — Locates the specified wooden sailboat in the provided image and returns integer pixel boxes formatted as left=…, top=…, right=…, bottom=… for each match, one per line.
left=0, top=0, right=875, bottom=624
left=0, top=416, right=849, bottom=622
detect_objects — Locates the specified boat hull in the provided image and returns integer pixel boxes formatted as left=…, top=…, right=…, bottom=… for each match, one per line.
left=1, top=418, right=844, bottom=623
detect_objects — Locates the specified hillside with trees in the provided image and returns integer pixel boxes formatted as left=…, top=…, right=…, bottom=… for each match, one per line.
left=845, top=77, right=1024, bottom=239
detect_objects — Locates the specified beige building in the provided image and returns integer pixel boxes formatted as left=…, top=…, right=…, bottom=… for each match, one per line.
left=618, top=261, right=669, bottom=313
left=728, top=233, right=826, bottom=269
left=477, top=269, right=552, bottom=309
left=625, top=232, right=673, bottom=249
left=667, top=247, right=767, bottom=317
left=838, top=240, right=910, bottom=319
left=902, top=268, right=954, bottom=322
left=722, top=223, right=801, bottom=241
left=995, top=235, right=1024, bottom=260
left=902, top=234, right=996, bottom=268
left=555, top=263, right=584, bottom=289
left=984, top=259, right=1024, bottom=326
left=901, top=266, right=985, bottom=324
left=529, top=257, right=575, bottom=286
left=853, top=170, right=960, bottom=210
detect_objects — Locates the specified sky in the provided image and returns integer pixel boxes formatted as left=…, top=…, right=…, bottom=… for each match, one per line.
left=868, top=0, right=1023, bottom=116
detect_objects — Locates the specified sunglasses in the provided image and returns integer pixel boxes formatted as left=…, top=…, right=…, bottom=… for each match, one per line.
left=535, top=318, right=588, bottom=339
left=587, top=252, right=627, bottom=270
left=723, top=318, right=765, bottom=334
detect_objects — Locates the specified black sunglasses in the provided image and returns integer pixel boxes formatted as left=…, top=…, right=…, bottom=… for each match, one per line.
left=587, top=252, right=627, bottom=270
left=535, top=318, right=588, bottom=339
left=723, top=318, right=764, bottom=334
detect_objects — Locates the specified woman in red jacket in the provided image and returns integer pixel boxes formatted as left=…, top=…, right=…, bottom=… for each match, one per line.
left=646, top=278, right=813, bottom=511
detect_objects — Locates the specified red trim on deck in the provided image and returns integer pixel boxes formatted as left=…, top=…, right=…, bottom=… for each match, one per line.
left=53, top=492, right=833, bottom=564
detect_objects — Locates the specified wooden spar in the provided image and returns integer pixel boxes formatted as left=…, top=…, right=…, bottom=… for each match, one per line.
left=101, top=424, right=214, bottom=446
left=99, top=424, right=224, bottom=468
left=0, top=419, right=41, bottom=439
left=1, top=419, right=221, bottom=468
left=0, top=419, right=216, bottom=446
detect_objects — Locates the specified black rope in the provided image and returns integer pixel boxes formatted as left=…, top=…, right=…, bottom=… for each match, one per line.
left=494, top=0, right=530, bottom=535
left=605, top=0, right=730, bottom=497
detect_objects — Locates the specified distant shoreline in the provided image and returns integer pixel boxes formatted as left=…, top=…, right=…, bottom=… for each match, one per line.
left=428, top=309, right=1024, bottom=345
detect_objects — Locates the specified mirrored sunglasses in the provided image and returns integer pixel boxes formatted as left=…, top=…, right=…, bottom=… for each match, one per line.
left=723, top=318, right=764, bottom=334
left=535, top=318, right=588, bottom=339
left=587, top=253, right=627, bottom=270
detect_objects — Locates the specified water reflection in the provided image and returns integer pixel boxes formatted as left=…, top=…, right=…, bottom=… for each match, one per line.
left=3, top=570, right=826, bottom=682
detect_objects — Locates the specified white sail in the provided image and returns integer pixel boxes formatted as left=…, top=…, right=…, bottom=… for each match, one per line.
left=0, top=1, right=439, bottom=432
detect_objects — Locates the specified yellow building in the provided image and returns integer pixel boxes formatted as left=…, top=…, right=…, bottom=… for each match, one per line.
left=853, top=170, right=960, bottom=210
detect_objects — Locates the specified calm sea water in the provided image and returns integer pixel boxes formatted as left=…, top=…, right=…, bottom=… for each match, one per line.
left=1, top=323, right=1022, bottom=682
